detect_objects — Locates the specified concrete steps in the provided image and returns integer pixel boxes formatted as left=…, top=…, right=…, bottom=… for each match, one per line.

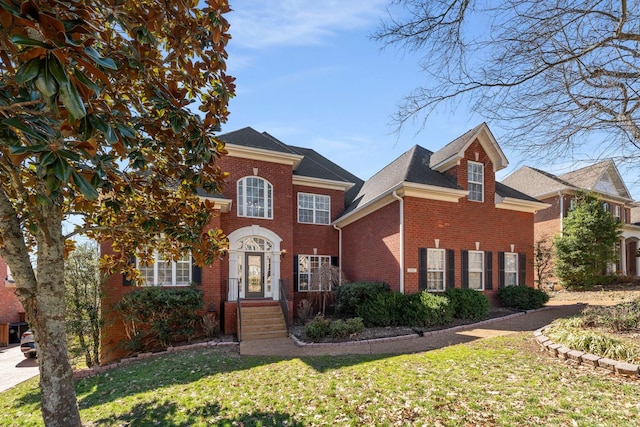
left=239, top=304, right=287, bottom=341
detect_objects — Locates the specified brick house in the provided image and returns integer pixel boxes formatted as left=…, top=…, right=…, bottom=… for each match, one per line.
left=0, top=257, right=26, bottom=344
left=503, top=161, right=640, bottom=280
left=101, top=123, right=548, bottom=361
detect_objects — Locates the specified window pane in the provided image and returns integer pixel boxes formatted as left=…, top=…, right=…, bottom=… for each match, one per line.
left=315, top=211, right=329, bottom=224
left=176, top=256, right=191, bottom=285
left=469, top=272, right=483, bottom=289
left=157, top=260, right=172, bottom=285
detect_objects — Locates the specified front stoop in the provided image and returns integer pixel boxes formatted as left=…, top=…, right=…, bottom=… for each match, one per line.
left=240, top=304, right=288, bottom=341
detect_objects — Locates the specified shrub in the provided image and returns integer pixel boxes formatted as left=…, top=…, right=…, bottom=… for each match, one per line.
left=580, top=299, right=640, bottom=332
left=444, top=288, right=489, bottom=320
left=344, top=317, right=365, bottom=335
left=356, top=291, right=454, bottom=327
left=114, top=286, right=204, bottom=352
left=335, top=282, right=391, bottom=316
left=418, top=291, right=454, bottom=326
left=305, top=315, right=331, bottom=341
left=498, top=285, right=549, bottom=310
left=296, top=299, right=314, bottom=325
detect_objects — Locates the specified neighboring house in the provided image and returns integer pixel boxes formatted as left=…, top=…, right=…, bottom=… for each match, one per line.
left=502, top=161, right=640, bottom=279
left=0, top=258, right=26, bottom=343
left=101, top=123, right=547, bottom=362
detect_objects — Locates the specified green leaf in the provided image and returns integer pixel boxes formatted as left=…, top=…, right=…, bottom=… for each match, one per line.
left=15, top=58, right=41, bottom=84
left=83, top=47, right=117, bottom=70
left=9, top=144, right=48, bottom=154
left=52, top=158, right=72, bottom=182
left=47, top=54, right=69, bottom=85
left=73, top=69, right=102, bottom=96
left=58, top=81, right=87, bottom=122
left=10, top=34, right=54, bottom=49
left=35, top=64, right=59, bottom=99
left=71, top=170, right=99, bottom=200
left=2, top=118, right=48, bottom=142
left=88, top=115, right=117, bottom=143
left=58, top=149, right=82, bottom=162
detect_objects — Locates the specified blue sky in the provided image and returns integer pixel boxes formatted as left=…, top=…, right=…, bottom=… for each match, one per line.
left=223, top=1, right=640, bottom=199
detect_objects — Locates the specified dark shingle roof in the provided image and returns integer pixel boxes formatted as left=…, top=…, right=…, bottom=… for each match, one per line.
left=501, top=166, right=576, bottom=197
left=495, top=182, right=541, bottom=202
left=631, top=206, right=640, bottom=225
left=429, top=123, right=484, bottom=168
left=218, top=127, right=298, bottom=155
left=217, top=127, right=361, bottom=201
left=344, top=145, right=461, bottom=214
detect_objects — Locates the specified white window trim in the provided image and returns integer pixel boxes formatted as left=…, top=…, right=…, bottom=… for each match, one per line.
left=426, top=248, right=446, bottom=292
left=468, top=250, right=484, bottom=290
left=468, top=161, right=484, bottom=202
left=298, top=254, right=332, bottom=292
left=237, top=176, right=273, bottom=219
left=297, top=192, right=331, bottom=225
left=504, top=252, right=518, bottom=287
left=137, top=253, right=192, bottom=287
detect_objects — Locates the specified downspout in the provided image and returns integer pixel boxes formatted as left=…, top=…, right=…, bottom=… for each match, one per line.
left=392, top=190, right=405, bottom=294
left=558, top=191, right=564, bottom=235
left=333, top=223, right=342, bottom=285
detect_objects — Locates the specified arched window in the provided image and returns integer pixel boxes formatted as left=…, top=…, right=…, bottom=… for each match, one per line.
left=237, top=176, right=273, bottom=219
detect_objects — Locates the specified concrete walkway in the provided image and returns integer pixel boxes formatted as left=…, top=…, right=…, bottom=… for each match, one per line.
left=0, top=344, right=39, bottom=393
left=240, top=303, right=586, bottom=357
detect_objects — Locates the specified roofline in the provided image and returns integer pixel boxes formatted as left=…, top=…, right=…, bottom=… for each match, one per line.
left=292, top=175, right=355, bottom=191
left=495, top=196, right=551, bottom=214
left=225, top=144, right=304, bottom=168
left=534, top=189, right=636, bottom=205
left=334, top=183, right=467, bottom=227
left=431, top=123, right=509, bottom=173
left=197, top=196, right=232, bottom=213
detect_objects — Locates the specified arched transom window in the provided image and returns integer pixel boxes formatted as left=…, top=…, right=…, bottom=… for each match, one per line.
left=237, top=176, right=273, bottom=219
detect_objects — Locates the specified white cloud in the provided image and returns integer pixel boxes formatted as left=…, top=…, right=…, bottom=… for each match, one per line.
left=228, top=0, right=388, bottom=49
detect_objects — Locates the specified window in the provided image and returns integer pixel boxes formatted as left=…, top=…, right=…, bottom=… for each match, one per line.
left=615, top=205, right=621, bottom=221
left=426, top=249, right=445, bottom=291
left=504, top=253, right=518, bottom=287
left=237, top=177, right=273, bottom=219
left=468, top=251, right=484, bottom=290
left=298, top=255, right=331, bottom=291
left=568, top=197, right=575, bottom=211
left=137, top=253, right=192, bottom=286
left=5, top=264, right=15, bottom=287
left=298, top=193, right=330, bottom=225
left=468, top=162, right=484, bottom=202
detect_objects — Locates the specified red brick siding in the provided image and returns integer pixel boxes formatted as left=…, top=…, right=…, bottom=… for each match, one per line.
left=0, top=258, right=24, bottom=324
left=342, top=202, right=401, bottom=289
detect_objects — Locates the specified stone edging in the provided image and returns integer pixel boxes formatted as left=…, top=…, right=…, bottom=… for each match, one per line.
left=290, top=308, right=546, bottom=348
left=73, top=341, right=239, bottom=380
left=534, top=328, right=640, bottom=378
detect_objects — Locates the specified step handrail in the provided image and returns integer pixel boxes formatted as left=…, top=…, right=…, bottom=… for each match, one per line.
left=278, top=279, right=290, bottom=334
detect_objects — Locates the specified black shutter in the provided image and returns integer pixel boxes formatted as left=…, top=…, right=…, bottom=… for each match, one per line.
left=498, top=252, right=505, bottom=288
left=519, top=253, right=526, bottom=286
left=331, top=256, right=339, bottom=267
left=485, top=251, right=493, bottom=290
left=123, top=254, right=136, bottom=286
left=447, top=249, right=455, bottom=288
left=293, top=255, right=299, bottom=291
left=192, top=261, right=202, bottom=286
left=418, top=248, right=427, bottom=291
left=461, top=250, right=469, bottom=289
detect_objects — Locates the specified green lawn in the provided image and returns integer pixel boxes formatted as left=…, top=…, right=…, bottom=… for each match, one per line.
left=2, top=334, right=639, bottom=426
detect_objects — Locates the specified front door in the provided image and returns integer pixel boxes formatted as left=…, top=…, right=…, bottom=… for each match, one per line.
left=245, top=252, right=264, bottom=298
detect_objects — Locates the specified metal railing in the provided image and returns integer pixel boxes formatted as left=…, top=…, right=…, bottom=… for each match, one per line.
left=278, top=278, right=290, bottom=334
left=226, top=279, right=242, bottom=341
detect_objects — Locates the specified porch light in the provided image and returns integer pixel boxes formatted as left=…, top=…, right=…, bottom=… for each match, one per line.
left=280, top=249, right=287, bottom=258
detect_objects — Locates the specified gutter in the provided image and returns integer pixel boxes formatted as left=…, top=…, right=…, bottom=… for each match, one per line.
left=333, top=223, right=342, bottom=286
left=558, top=191, right=564, bottom=235
left=392, top=190, right=405, bottom=294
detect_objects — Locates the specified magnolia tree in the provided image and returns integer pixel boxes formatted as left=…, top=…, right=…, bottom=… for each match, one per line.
left=0, top=1, right=234, bottom=426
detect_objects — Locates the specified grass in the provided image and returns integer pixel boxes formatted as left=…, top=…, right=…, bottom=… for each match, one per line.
left=2, top=334, right=639, bottom=426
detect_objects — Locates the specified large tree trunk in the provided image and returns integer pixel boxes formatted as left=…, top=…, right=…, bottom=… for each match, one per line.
left=31, top=205, right=82, bottom=427
left=0, top=190, right=82, bottom=426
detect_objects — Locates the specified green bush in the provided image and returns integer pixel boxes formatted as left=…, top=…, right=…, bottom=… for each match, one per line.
left=580, top=299, right=640, bottom=332
left=418, top=291, right=454, bottom=326
left=329, top=317, right=365, bottom=338
left=444, top=288, right=489, bottom=320
left=344, top=317, right=365, bottom=335
left=305, top=315, right=331, bottom=340
left=114, top=286, right=204, bottom=352
left=356, top=291, right=454, bottom=327
left=498, top=285, right=549, bottom=310
left=335, top=281, right=391, bottom=316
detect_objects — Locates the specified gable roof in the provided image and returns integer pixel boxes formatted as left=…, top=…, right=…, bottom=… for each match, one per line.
left=631, top=207, right=640, bottom=225
left=429, top=122, right=508, bottom=173
left=503, top=160, right=634, bottom=202
left=336, top=126, right=544, bottom=225
left=217, top=127, right=361, bottom=195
